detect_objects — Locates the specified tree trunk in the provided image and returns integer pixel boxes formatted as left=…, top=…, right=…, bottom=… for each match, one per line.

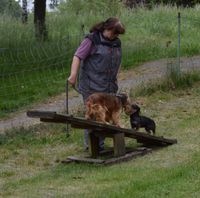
left=22, top=0, right=28, bottom=24
left=34, top=0, right=48, bottom=41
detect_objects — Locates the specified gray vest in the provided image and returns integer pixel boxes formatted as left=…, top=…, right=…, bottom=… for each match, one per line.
left=78, top=32, right=122, bottom=98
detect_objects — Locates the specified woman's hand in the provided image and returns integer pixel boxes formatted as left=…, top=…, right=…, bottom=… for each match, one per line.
left=68, top=75, right=77, bottom=86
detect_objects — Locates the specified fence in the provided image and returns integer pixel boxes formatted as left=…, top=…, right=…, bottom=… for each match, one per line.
left=0, top=13, right=200, bottom=132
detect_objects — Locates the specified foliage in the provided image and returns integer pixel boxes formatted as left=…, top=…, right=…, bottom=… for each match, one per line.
left=124, top=0, right=200, bottom=7
left=58, top=0, right=124, bottom=16
left=149, top=0, right=200, bottom=7
left=0, top=0, right=22, bottom=18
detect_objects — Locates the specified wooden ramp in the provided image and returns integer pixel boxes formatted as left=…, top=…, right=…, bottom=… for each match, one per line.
left=27, top=110, right=177, bottom=165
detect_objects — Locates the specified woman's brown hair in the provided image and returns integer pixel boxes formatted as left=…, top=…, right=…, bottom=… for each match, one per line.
left=90, top=17, right=125, bottom=34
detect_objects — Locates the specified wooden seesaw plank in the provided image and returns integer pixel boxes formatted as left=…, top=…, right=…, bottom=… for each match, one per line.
left=27, top=110, right=177, bottom=146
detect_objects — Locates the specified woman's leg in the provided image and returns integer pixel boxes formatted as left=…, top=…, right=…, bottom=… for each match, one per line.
left=84, top=129, right=89, bottom=150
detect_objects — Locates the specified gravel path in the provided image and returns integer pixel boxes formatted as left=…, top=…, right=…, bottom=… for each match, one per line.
left=1, top=56, right=200, bottom=133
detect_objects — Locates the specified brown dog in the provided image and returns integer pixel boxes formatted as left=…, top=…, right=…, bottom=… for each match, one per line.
left=85, top=93, right=132, bottom=127
left=85, top=103, right=108, bottom=124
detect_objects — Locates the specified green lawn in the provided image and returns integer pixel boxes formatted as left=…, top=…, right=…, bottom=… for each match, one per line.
left=1, top=81, right=200, bottom=197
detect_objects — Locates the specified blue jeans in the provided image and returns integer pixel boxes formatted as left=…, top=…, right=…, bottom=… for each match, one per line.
left=84, top=129, right=105, bottom=150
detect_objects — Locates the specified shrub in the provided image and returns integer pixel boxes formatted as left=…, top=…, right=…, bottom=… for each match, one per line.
left=0, top=0, right=22, bottom=18
left=124, top=0, right=199, bottom=8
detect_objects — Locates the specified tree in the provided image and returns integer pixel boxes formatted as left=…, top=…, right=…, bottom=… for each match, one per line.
left=0, top=0, right=22, bottom=18
left=34, top=0, right=48, bottom=41
left=22, top=0, right=28, bottom=23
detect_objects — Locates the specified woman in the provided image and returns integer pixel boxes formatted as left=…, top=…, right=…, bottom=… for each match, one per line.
left=68, top=17, right=125, bottom=150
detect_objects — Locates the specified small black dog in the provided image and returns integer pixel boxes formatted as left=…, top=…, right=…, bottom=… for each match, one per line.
left=130, top=104, right=156, bottom=135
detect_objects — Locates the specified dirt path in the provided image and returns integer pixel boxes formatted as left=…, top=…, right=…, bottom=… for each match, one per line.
left=1, top=56, right=200, bottom=133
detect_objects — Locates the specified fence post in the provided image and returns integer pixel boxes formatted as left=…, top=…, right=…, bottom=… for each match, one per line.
left=177, top=12, right=181, bottom=76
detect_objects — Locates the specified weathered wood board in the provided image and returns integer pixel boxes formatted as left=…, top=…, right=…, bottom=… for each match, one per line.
left=27, top=110, right=177, bottom=146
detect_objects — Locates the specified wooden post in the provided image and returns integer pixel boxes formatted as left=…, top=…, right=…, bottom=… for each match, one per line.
left=113, top=133, right=125, bottom=157
left=88, top=131, right=99, bottom=158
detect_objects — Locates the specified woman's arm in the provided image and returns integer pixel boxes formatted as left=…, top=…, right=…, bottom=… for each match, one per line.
left=68, top=56, right=81, bottom=86
left=68, top=38, right=94, bottom=86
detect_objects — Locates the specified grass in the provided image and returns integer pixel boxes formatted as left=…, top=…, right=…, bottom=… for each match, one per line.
left=0, top=66, right=67, bottom=117
left=1, top=5, right=200, bottom=116
left=131, top=70, right=200, bottom=97
left=1, top=80, right=200, bottom=197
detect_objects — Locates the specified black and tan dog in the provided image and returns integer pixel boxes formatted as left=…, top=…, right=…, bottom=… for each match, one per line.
left=130, top=104, right=156, bottom=134
left=85, top=93, right=132, bottom=127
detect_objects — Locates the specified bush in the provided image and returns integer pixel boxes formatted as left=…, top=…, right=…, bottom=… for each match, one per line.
left=0, top=0, right=22, bottom=18
left=124, top=0, right=200, bottom=8
left=152, top=0, right=199, bottom=7
left=58, top=0, right=124, bottom=16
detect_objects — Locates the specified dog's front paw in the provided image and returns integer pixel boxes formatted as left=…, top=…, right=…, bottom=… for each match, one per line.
left=114, top=123, right=123, bottom=128
left=105, top=121, right=111, bottom=125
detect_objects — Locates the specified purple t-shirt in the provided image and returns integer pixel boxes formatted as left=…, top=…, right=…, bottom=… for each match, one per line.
left=74, top=38, right=96, bottom=60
